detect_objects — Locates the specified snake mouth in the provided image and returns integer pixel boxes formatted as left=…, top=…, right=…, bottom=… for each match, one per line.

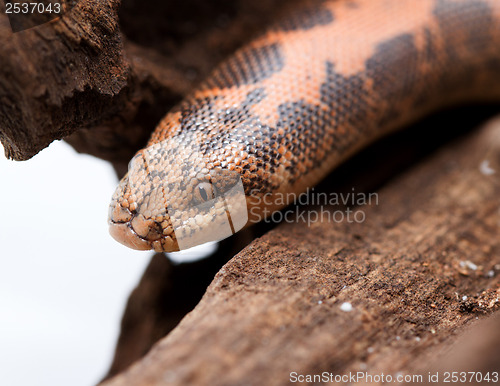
left=108, top=221, right=180, bottom=252
left=108, top=204, right=180, bottom=252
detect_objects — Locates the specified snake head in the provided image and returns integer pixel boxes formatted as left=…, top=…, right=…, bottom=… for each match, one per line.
left=108, top=138, right=248, bottom=252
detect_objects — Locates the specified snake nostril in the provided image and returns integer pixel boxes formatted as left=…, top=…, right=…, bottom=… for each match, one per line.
left=109, top=203, right=133, bottom=223
left=149, top=222, right=164, bottom=240
left=130, top=214, right=163, bottom=241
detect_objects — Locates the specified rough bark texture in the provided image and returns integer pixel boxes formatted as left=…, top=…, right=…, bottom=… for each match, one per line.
left=0, top=0, right=128, bottom=161
left=101, top=115, right=500, bottom=386
left=103, top=232, right=256, bottom=381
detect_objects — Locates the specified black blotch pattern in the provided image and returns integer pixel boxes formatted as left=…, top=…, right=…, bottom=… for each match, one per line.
left=206, top=43, right=284, bottom=89
left=366, top=33, right=419, bottom=101
left=178, top=89, right=277, bottom=193
left=320, top=61, right=368, bottom=130
left=422, top=27, right=439, bottom=64
left=434, top=0, right=494, bottom=56
left=180, top=89, right=266, bottom=141
left=276, top=100, right=323, bottom=176
left=431, top=0, right=495, bottom=93
left=277, top=4, right=334, bottom=32
left=180, top=97, right=218, bottom=135
left=365, top=33, right=419, bottom=126
left=267, top=62, right=371, bottom=182
left=223, top=88, right=266, bottom=126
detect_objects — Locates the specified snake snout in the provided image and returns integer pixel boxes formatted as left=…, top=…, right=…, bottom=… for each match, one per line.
left=108, top=203, right=180, bottom=252
left=109, top=222, right=152, bottom=250
left=108, top=203, right=148, bottom=250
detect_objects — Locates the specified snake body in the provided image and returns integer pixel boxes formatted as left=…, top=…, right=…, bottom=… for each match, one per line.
left=109, top=0, right=500, bottom=252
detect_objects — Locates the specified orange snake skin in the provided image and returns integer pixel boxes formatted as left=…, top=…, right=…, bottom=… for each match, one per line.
left=108, top=0, right=500, bottom=252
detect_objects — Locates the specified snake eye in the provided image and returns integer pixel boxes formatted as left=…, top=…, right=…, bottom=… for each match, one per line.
left=194, top=182, right=215, bottom=203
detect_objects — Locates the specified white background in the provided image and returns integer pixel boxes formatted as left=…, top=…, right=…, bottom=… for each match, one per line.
left=0, top=140, right=151, bottom=386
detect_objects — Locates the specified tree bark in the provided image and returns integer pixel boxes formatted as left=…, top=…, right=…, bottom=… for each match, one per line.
left=0, top=0, right=128, bottom=161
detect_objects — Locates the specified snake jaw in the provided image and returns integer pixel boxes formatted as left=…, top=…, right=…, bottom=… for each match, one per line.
left=108, top=215, right=181, bottom=252
left=108, top=222, right=153, bottom=251
left=108, top=193, right=181, bottom=252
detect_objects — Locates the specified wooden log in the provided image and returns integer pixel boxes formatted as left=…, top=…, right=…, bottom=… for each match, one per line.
left=0, top=0, right=128, bottom=161
left=102, top=114, right=500, bottom=385
left=103, top=233, right=255, bottom=381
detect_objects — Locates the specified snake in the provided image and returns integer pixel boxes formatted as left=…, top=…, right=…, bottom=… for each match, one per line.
left=108, top=0, right=500, bottom=252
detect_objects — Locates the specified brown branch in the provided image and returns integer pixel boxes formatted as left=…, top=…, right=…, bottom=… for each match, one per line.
left=0, top=0, right=128, bottom=161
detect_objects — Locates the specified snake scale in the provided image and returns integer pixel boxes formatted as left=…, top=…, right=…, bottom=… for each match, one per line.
left=108, top=0, right=500, bottom=252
